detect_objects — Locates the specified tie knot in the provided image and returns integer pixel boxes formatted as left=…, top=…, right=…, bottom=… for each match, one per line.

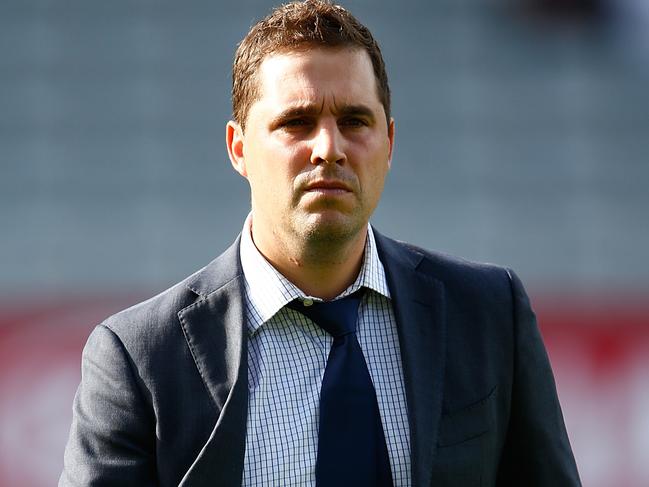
left=289, top=289, right=364, bottom=337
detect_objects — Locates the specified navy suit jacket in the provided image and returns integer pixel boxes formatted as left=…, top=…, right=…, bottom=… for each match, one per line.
left=60, top=231, right=581, bottom=486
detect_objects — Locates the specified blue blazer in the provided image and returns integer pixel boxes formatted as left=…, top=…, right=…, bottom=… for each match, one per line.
left=60, top=231, right=581, bottom=486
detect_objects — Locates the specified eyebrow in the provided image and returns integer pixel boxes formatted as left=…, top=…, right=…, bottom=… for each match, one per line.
left=269, top=103, right=377, bottom=127
left=334, top=104, right=376, bottom=121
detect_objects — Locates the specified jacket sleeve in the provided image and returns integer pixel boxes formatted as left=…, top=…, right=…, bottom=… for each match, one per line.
left=496, top=269, right=581, bottom=486
left=59, top=324, right=158, bottom=487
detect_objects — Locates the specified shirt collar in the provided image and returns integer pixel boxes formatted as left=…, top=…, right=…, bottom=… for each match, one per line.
left=239, top=213, right=391, bottom=335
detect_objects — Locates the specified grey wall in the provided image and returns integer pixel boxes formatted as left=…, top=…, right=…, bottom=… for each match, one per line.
left=2, top=0, right=648, bottom=296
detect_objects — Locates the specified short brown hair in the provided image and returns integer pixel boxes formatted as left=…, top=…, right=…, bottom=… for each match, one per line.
left=232, top=0, right=391, bottom=130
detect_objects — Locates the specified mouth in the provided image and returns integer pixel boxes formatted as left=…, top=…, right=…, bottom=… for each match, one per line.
left=304, top=180, right=352, bottom=194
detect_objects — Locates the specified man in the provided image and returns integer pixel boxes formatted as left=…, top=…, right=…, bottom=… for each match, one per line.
left=60, top=1, right=581, bottom=486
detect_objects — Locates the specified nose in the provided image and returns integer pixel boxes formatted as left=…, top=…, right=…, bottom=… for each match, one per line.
left=310, top=122, right=346, bottom=166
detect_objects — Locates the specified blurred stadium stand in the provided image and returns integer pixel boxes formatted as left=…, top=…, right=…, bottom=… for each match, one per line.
left=1, top=0, right=648, bottom=485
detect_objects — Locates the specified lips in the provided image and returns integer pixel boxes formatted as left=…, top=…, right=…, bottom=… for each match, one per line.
left=304, top=180, right=352, bottom=192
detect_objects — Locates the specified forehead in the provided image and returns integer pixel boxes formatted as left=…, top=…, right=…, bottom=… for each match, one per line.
left=254, top=47, right=381, bottom=110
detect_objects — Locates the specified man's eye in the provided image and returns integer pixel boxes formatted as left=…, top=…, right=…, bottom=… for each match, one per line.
left=282, top=118, right=309, bottom=128
left=340, top=117, right=367, bottom=127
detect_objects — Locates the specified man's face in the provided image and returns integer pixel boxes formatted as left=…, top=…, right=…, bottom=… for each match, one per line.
left=227, top=47, right=394, bottom=250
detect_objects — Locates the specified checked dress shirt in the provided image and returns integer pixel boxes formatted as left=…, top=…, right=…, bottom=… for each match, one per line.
left=239, top=215, right=412, bottom=486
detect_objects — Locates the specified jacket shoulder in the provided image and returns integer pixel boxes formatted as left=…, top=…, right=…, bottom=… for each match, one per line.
left=377, top=233, right=514, bottom=300
left=101, top=278, right=198, bottom=340
left=100, top=236, right=243, bottom=345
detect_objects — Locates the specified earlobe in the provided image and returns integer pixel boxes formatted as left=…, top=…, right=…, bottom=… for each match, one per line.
left=226, top=121, right=247, bottom=177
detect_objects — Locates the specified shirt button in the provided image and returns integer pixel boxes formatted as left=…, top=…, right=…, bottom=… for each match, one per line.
left=302, top=298, right=313, bottom=307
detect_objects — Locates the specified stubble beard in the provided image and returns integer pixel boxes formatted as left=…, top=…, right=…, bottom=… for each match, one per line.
left=282, top=203, right=368, bottom=266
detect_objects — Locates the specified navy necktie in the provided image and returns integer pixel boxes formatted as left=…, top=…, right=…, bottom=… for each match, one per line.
left=289, top=290, right=393, bottom=487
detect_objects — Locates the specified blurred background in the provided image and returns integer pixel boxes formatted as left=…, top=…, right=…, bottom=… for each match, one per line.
left=1, top=0, right=648, bottom=485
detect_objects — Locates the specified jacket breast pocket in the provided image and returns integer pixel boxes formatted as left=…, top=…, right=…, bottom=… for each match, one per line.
left=430, top=386, right=498, bottom=487
left=438, top=385, right=497, bottom=447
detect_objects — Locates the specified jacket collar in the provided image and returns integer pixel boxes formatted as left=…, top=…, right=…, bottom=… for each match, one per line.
left=374, top=231, right=447, bottom=487
left=184, top=236, right=244, bottom=298
left=178, top=236, right=248, bottom=486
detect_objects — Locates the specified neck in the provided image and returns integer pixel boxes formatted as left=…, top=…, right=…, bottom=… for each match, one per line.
left=250, top=218, right=367, bottom=301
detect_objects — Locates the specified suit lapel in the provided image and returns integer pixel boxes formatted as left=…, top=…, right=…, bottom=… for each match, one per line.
left=177, top=238, right=249, bottom=486
left=375, top=232, right=447, bottom=487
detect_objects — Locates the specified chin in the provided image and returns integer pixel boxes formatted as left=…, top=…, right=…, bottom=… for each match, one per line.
left=297, top=211, right=366, bottom=244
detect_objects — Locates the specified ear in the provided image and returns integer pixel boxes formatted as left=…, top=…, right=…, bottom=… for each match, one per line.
left=226, top=120, right=247, bottom=177
left=387, top=117, right=395, bottom=169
